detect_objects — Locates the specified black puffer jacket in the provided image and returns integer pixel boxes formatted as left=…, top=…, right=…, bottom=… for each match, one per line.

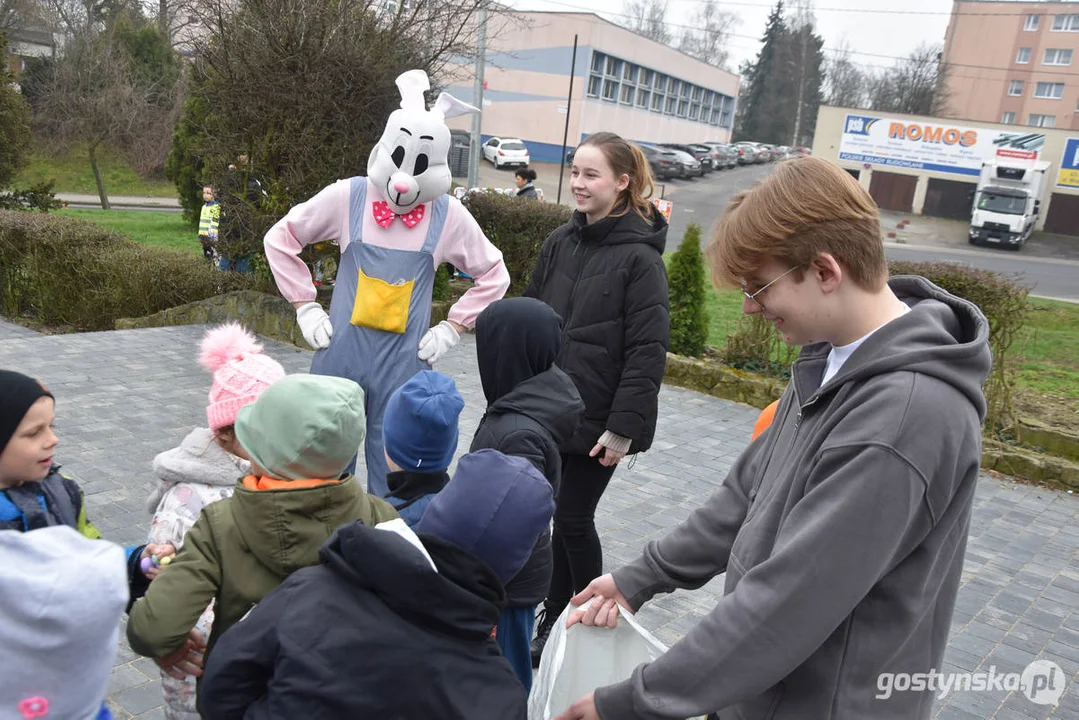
left=471, top=297, right=585, bottom=607
left=524, top=206, right=669, bottom=455
left=200, top=522, right=526, bottom=720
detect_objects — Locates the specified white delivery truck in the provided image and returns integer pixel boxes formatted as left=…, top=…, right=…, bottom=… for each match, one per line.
left=968, top=160, right=1048, bottom=250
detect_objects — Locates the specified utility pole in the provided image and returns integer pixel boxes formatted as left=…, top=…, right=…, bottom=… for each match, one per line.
left=467, top=5, right=488, bottom=189
left=556, top=34, right=578, bottom=206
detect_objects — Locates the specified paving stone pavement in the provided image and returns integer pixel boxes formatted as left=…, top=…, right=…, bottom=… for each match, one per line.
left=2, top=319, right=1079, bottom=719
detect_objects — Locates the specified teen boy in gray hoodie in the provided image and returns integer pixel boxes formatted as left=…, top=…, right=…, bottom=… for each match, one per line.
left=557, top=156, right=993, bottom=720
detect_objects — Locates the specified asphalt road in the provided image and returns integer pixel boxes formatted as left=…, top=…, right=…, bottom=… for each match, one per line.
left=664, top=163, right=1079, bottom=303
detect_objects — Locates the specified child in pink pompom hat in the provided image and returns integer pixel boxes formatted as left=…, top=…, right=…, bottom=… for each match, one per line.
left=144, top=322, right=285, bottom=720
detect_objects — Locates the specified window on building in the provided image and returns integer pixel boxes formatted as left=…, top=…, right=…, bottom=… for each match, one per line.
left=669, top=78, right=680, bottom=96
left=1051, top=14, right=1079, bottom=31
left=1016, top=47, right=1032, bottom=63
left=591, top=52, right=604, bottom=73
left=603, top=79, right=618, bottom=101
left=691, top=86, right=702, bottom=101
left=620, top=83, right=634, bottom=104
left=640, top=69, right=653, bottom=87
left=652, top=91, right=664, bottom=112
left=623, top=63, right=638, bottom=83
left=1001, top=111, right=1016, bottom=124
left=637, top=89, right=651, bottom=108
left=677, top=99, right=689, bottom=117
left=1025, top=14, right=1039, bottom=31
left=665, top=95, right=677, bottom=114
left=605, top=56, right=621, bottom=76
left=1044, top=48, right=1073, bottom=65
left=587, top=75, right=602, bottom=97
left=1029, top=113, right=1056, bottom=127
left=1009, top=80, right=1024, bottom=95
left=689, top=103, right=700, bottom=120
left=1034, top=81, right=1065, bottom=98
left=653, top=73, right=666, bottom=90
left=681, top=83, right=692, bottom=99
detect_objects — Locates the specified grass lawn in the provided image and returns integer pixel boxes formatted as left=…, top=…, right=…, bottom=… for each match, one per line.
left=56, top=209, right=199, bottom=255
left=699, top=285, right=1079, bottom=429
left=16, top=146, right=176, bottom=198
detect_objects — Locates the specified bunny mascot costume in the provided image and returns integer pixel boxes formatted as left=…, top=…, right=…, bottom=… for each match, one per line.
left=263, top=70, right=510, bottom=497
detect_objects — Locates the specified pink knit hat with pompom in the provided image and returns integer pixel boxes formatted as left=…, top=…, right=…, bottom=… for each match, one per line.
left=199, top=323, right=286, bottom=430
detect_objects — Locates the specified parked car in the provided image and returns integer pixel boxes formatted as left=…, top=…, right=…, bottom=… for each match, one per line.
left=660, top=143, right=713, bottom=173
left=637, top=143, right=681, bottom=180
left=733, top=142, right=761, bottom=164
left=757, top=144, right=777, bottom=162
left=665, top=148, right=703, bottom=178
left=701, top=143, right=738, bottom=169
left=689, top=143, right=727, bottom=171
left=482, top=137, right=530, bottom=168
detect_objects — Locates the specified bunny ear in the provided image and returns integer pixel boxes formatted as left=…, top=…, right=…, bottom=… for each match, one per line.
left=396, top=69, right=431, bottom=113
left=433, top=91, right=480, bottom=121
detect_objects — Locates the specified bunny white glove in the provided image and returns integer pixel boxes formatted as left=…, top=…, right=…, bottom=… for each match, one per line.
left=418, top=321, right=460, bottom=365
left=296, top=302, right=333, bottom=350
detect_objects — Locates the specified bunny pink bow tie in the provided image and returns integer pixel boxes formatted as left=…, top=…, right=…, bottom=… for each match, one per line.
left=372, top=201, right=425, bottom=229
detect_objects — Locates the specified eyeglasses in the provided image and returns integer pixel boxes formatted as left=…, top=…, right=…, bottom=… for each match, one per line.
left=741, top=265, right=801, bottom=313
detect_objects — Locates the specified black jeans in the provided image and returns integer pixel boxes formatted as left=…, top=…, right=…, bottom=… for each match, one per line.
left=547, top=452, right=618, bottom=609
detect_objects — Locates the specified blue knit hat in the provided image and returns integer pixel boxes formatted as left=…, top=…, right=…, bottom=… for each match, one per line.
left=415, top=449, right=554, bottom=583
left=383, top=371, right=464, bottom=472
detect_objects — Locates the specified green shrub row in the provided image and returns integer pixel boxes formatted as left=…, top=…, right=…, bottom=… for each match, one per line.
left=0, top=210, right=259, bottom=330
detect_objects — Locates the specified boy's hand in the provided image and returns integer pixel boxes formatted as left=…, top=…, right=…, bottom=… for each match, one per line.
left=565, top=574, right=631, bottom=630
left=554, top=692, right=600, bottom=720
left=140, top=543, right=176, bottom=579
left=155, top=629, right=206, bottom=679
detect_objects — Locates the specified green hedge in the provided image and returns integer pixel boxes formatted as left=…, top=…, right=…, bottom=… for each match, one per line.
left=461, top=192, right=572, bottom=296
left=0, top=210, right=259, bottom=330
left=718, top=260, right=1031, bottom=433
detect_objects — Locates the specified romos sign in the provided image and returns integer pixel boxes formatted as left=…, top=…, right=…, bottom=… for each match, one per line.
left=839, top=114, right=1044, bottom=176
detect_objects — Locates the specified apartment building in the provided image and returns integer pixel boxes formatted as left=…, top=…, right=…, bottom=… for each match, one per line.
left=943, top=0, right=1079, bottom=129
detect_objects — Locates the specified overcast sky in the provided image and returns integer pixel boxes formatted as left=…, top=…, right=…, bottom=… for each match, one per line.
left=509, top=0, right=958, bottom=74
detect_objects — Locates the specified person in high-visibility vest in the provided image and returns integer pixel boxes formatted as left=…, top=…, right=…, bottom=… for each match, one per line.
left=198, top=186, right=221, bottom=263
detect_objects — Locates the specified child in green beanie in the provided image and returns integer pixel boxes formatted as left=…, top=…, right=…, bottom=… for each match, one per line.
left=127, top=374, right=399, bottom=701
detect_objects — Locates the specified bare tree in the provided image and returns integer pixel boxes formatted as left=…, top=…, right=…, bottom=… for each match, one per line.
left=1, top=0, right=43, bottom=32
left=868, top=43, right=950, bottom=116
left=621, top=0, right=671, bottom=45
left=678, top=0, right=736, bottom=69
left=824, top=38, right=868, bottom=109
left=32, top=30, right=157, bottom=207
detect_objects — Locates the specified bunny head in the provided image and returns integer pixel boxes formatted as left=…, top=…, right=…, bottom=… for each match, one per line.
left=367, top=69, right=480, bottom=215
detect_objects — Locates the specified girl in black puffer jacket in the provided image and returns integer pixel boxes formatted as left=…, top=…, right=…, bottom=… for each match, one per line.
left=523, top=131, right=670, bottom=666
left=470, top=296, right=585, bottom=691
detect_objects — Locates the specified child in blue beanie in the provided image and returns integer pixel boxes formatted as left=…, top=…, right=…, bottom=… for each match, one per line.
left=382, top=370, right=465, bottom=526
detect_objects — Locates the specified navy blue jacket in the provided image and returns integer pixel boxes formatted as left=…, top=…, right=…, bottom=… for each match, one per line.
left=200, top=521, right=527, bottom=720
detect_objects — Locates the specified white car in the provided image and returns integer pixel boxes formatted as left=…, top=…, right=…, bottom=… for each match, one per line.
left=482, top=137, right=530, bottom=168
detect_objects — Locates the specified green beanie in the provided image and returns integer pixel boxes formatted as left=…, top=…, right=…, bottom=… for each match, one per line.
left=235, top=374, right=365, bottom=481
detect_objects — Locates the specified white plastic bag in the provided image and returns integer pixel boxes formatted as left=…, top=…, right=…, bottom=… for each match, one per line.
left=528, top=601, right=703, bottom=720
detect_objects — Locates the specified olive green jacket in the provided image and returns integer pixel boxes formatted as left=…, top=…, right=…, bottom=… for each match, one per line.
left=127, top=476, right=398, bottom=661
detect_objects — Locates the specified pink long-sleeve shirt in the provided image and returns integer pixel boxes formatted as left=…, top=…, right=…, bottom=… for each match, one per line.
left=263, top=177, right=509, bottom=329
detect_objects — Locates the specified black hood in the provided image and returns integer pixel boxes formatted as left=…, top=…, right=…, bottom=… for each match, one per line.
left=487, top=367, right=584, bottom=447
left=476, top=297, right=564, bottom=404
left=570, top=203, right=667, bottom=254
left=320, top=521, right=505, bottom=642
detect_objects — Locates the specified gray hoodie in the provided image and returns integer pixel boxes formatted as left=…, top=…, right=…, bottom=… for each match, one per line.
left=597, top=277, right=993, bottom=720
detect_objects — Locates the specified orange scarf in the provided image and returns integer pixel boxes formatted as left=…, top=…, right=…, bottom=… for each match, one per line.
left=241, top=475, right=344, bottom=491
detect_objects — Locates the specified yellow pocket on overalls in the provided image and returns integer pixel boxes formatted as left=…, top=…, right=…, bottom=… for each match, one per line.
left=350, top=268, right=413, bottom=334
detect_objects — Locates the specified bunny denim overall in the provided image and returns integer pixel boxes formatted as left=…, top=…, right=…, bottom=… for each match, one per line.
left=310, top=177, right=448, bottom=497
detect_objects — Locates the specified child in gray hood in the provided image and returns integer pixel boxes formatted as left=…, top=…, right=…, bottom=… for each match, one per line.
left=557, top=157, right=993, bottom=720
